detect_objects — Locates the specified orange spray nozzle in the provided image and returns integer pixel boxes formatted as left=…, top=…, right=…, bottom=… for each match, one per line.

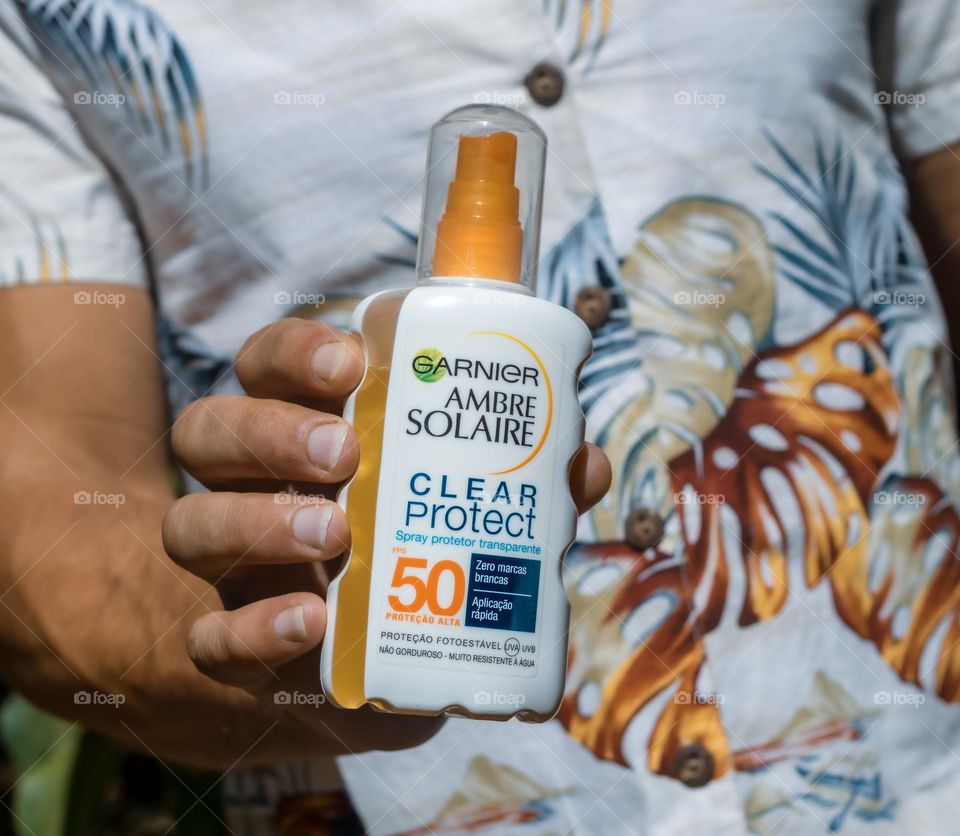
left=431, top=131, right=523, bottom=282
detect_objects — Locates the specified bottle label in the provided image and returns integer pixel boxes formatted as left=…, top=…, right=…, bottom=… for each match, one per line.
left=464, top=553, right=540, bottom=633
left=368, top=314, right=567, bottom=679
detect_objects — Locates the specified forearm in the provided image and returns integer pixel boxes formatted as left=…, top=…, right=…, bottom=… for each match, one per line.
left=0, top=287, right=299, bottom=768
left=0, top=286, right=446, bottom=766
left=0, top=461, right=299, bottom=768
left=907, top=146, right=960, bottom=348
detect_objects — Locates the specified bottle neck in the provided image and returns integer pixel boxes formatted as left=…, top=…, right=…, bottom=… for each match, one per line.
left=417, top=274, right=535, bottom=296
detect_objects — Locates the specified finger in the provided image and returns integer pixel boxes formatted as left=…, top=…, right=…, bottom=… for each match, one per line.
left=163, top=493, right=349, bottom=581
left=172, top=395, right=358, bottom=486
left=569, top=443, right=612, bottom=514
left=237, top=318, right=364, bottom=402
left=187, top=593, right=325, bottom=688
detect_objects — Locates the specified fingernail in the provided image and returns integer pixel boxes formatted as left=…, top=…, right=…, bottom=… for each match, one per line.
left=312, top=342, right=347, bottom=383
left=292, top=504, right=333, bottom=550
left=274, top=605, right=307, bottom=642
left=308, top=423, right=348, bottom=471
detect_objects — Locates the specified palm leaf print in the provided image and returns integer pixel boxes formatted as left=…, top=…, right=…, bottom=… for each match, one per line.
left=540, top=201, right=639, bottom=414
left=0, top=205, right=69, bottom=284
left=756, top=132, right=926, bottom=336
left=561, top=214, right=960, bottom=785
left=17, top=0, right=208, bottom=189
left=541, top=0, right=612, bottom=71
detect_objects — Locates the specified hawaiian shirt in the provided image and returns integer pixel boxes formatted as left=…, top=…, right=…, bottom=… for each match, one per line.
left=3, top=0, right=960, bottom=833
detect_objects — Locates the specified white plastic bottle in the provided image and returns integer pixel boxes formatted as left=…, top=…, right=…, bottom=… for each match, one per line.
left=320, top=104, right=592, bottom=721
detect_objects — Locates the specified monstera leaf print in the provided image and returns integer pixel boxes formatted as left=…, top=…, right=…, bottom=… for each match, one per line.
left=558, top=135, right=960, bottom=785
left=671, top=309, right=898, bottom=628
left=560, top=309, right=899, bottom=774
left=554, top=197, right=778, bottom=771
left=560, top=541, right=706, bottom=766
left=891, top=341, right=960, bottom=500
left=759, top=132, right=960, bottom=501
left=857, top=477, right=960, bottom=698
left=587, top=198, right=776, bottom=543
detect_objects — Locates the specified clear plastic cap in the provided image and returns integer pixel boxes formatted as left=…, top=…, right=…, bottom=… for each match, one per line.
left=416, top=105, right=546, bottom=290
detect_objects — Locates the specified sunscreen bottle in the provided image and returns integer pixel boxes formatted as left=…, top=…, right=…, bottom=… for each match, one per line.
left=320, top=104, right=592, bottom=721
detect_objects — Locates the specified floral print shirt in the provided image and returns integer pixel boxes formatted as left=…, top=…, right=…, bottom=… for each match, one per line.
left=2, top=0, right=960, bottom=833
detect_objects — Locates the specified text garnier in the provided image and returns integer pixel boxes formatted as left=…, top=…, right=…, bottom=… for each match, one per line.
left=407, top=351, right=543, bottom=447
left=411, top=353, right=540, bottom=385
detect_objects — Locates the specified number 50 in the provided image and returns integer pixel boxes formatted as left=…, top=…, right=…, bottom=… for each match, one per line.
left=388, top=556, right=465, bottom=616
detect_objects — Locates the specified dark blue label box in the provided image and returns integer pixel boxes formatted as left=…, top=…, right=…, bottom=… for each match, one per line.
left=464, top=553, right=541, bottom=633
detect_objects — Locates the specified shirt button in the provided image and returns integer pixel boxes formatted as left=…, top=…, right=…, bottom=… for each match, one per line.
left=524, top=62, right=565, bottom=107
left=673, top=744, right=715, bottom=788
left=624, top=507, right=664, bottom=551
left=574, top=287, right=612, bottom=329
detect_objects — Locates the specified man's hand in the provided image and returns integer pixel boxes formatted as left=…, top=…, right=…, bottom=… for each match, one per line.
left=0, top=285, right=333, bottom=769
left=163, top=317, right=611, bottom=743
left=0, top=283, right=609, bottom=771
